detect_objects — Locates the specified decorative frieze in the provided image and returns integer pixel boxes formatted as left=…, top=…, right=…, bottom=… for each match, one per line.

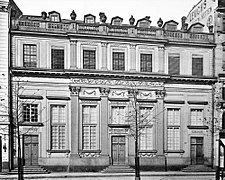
left=139, top=152, right=156, bottom=157
left=70, top=78, right=164, bottom=87
left=79, top=151, right=100, bottom=158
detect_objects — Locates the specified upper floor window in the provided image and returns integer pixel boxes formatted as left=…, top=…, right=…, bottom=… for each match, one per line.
left=51, top=15, right=59, bottom=22
left=168, top=53, right=180, bottom=75
left=83, top=50, right=96, bottom=69
left=192, top=54, right=203, bottom=76
left=86, top=17, right=94, bottom=23
left=51, top=105, right=66, bottom=150
left=113, top=52, right=125, bottom=71
left=23, top=44, right=37, bottom=68
left=140, top=54, right=152, bottom=72
left=190, top=109, right=203, bottom=126
left=51, top=48, right=64, bottom=69
left=23, top=104, right=38, bottom=122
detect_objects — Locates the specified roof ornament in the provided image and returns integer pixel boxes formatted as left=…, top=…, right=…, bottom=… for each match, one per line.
left=70, top=10, right=76, bottom=21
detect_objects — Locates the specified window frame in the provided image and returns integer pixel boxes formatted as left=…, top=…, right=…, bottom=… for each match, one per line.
left=83, top=49, right=96, bottom=69
left=192, top=54, right=203, bottom=76
left=168, top=53, right=180, bottom=75
left=80, top=102, right=100, bottom=151
left=140, top=53, right=153, bottom=72
left=23, top=44, right=37, bottom=68
left=51, top=47, right=65, bottom=69
left=112, top=51, right=125, bottom=71
left=50, top=104, right=67, bottom=150
left=22, top=103, right=39, bottom=123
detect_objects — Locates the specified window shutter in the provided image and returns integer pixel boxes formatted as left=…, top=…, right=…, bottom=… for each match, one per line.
left=168, top=54, right=180, bottom=75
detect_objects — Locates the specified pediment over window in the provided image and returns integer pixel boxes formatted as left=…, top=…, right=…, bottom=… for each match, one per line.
left=136, top=16, right=151, bottom=28
left=163, top=20, right=178, bottom=31
left=49, top=11, right=61, bottom=22
left=110, top=16, right=123, bottom=26
left=84, top=14, right=96, bottom=23
left=188, top=22, right=204, bottom=33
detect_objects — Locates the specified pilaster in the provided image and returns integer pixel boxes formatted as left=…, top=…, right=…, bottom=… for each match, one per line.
left=158, top=46, right=165, bottom=73
left=130, top=44, right=136, bottom=71
left=69, top=86, right=80, bottom=156
left=101, top=42, right=108, bottom=70
left=70, top=41, right=77, bottom=69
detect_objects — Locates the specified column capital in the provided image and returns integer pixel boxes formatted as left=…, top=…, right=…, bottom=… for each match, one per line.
left=70, top=40, right=77, bottom=45
left=101, top=42, right=108, bottom=47
left=158, top=46, right=165, bottom=51
left=130, top=43, right=136, bottom=49
left=155, top=89, right=166, bottom=99
left=99, top=87, right=110, bottom=96
left=69, top=86, right=81, bottom=95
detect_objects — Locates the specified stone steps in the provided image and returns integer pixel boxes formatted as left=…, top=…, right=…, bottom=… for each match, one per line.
left=102, top=165, right=135, bottom=173
left=8, top=166, right=50, bottom=174
left=182, top=165, right=215, bottom=172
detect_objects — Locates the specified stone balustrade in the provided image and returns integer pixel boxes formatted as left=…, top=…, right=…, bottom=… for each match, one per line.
left=12, top=19, right=214, bottom=43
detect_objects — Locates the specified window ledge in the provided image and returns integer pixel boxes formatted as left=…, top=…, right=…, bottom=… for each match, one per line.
left=47, top=149, right=70, bottom=153
left=187, top=125, right=209, bottom=129
left=164, top=150, right=185, bottom=154
left=108, top=124, right=130, bottom=128
left=79, top=150, right=101, bottom=153
left=19, top=122, right=44, bottom=127
left=139, top=150, right=157, bottom=153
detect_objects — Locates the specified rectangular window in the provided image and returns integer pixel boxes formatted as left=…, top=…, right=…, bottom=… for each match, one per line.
left=51, top=48, right=64, bottom=69
left=83, top=50, right=96, bottom=69
left=23, top=44, right=37, bottom=68
left=167, top=108, right=180, bottom=151
left=192, top=54, right=203, bottom=76
left=190, top=109, right=203, bottom=126
left=82, top=105, right=97, bottom=150
left=111, top=106, right=126, bottom=124
left=139, top=107, right=153, bottom=150
left=140, top=54, right=152, bottom=72
left=113, top=52, right=125, bottom=70
left=168, top=53, right=180, bottom=75
left=51, top=105, right=66, bottom=150
left=23, top=104, right=38, bottom=122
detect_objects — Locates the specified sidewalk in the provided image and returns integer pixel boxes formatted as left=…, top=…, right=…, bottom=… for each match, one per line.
left=0, top=171, right=216, bottom=179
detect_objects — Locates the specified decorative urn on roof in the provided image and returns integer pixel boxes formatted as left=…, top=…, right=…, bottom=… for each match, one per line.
left=99, top=12, right=107, bottom=23
left=157, top=18, right=163, bottom=27
left=129, top=15, right=135, bottom=25
left=70, top=10, right=76, bottom=20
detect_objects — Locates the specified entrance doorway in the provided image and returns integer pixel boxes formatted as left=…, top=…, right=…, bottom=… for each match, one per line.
left=111, top=136, right=125, bottom=165
left=23, top=135, right=38, bottom=166
left=190, top=137, right=204, bottom=165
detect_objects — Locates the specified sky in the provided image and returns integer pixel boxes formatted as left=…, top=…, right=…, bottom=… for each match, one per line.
left=15, top=0, right=200, bottom=27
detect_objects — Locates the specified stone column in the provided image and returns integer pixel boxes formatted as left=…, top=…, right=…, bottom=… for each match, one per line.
left=101, top=42, right=108, bottom=70
left=69, top=86, right=81, bottom=156
left=158, top=46, right=165, bottom=73
left=130, top=44, right=136, bottom=71
left=99, top=87, right=110, bottom=157
left=70, top=41, right=77, bottom=69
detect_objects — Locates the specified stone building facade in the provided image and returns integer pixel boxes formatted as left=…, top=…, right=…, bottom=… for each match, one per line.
left=7, top=6, right=218, bottom=172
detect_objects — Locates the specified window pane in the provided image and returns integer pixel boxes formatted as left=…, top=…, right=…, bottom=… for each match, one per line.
left=168, top=53, right=180, bottom=75
left=140, top=126, right=153, bottom=150
left=191, top=109, right=203, bottom=126
left=23, top=104, right=38, bottom=122
left=51, top=49, right=64, bottom=69
left=111, top=106, right=125, bottom=124
left=83, top=50, right=96, bottom=69
left=113, top=52, right=125, bottom=70
left=140, top=54, right=152, bottom=72
left=192, top=55, right=203, bottom=76
left=23, top=44, right=37, bottom=68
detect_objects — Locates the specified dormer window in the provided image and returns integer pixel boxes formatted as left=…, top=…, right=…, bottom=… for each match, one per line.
left=84, top=14, right=96, bottom=24
left=188, top=22, right=204, bottom=33
left=136, top=17, right=151, bottom=28
left=163, top=20, right=178, bottom=31
left=49, top=11, right=61, bottom=22
left=111, top=16, right=123, bottom=26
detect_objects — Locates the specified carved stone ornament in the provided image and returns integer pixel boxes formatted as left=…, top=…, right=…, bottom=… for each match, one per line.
left=155, top=90, right=166, bottom=98
left=0, top=5, right=8, bottom=12
left=69, top=86, right=81, bottom=95
left=99, top=87, right=110, bottom=96
left=70, top=78, right=164, bottom=88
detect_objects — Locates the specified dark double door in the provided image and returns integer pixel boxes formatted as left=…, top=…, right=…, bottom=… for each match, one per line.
left=23, top=135, right=38, bottom=166
left=190, top=137, right=204, bottom=165
left=111, top=136, right=126, bottom=165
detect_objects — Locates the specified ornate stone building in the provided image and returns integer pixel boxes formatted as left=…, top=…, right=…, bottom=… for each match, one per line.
left=3, top=0, right=218, bottom=172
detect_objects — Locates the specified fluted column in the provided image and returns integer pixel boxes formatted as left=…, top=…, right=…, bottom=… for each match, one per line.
left=69, top=86, right=81, bottom=156
left=99, top=87, right=110, bottom=157
left=70, top=41, right=77, bottom=69
left=101, top=42, right=108, bottom=70
left=158, top=46, right=165, bottom=73
left=130, top=44, right=136, bottom=71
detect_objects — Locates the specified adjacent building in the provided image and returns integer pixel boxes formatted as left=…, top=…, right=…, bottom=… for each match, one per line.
left=7, top=5, right=218, bottom=172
